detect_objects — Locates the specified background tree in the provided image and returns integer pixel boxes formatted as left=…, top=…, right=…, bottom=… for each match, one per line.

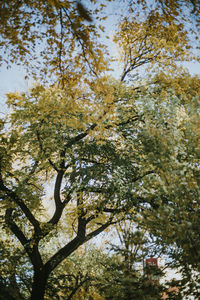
left=97, top=222, right=165, bottom=300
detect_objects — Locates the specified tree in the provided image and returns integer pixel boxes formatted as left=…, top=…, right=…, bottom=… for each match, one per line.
left=133, top=80, right=200, bottom=298
left=98, top=224, right=164, bottom=300
left=1, top=72, right=199, bottom=299
left=0, top=1, right=200, bottom=299
left=0, top=82, right=123, bottom=299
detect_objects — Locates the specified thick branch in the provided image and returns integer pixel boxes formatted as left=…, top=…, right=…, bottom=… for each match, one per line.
left=64, top=123, right=96, bottom=149
left=48, top=191, right=71, bottom=226
left=5, top=208, right=29, bottom=247
left=103, top=207, right=123, bottom=213
left=44, top=236, right=83, bottom=275
left=77, top=192, right=87, bottom=238
left=104, top=115, right=143, bottom=132
left=45, top=218, right=113, bottom=275
left=0, top=180, right=41, bottom=235
left=85, top=219, right=114, bottom=242
left=5, top=209, right=43, bottom=269
left=54, top=170, right=64, bottom=207
left=48, top=159, right=72, bottom=225
left=132, top=170, right=156, bottom=182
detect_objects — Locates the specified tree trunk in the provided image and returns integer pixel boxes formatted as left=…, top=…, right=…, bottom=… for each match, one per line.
left=30, top=268, right=48, bottom=300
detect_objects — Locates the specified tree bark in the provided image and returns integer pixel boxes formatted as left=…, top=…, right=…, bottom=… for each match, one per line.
left=30, top=268, right=48, bottom=300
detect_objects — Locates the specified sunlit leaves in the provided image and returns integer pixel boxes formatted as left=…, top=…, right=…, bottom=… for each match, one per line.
left=115, top=11, right=194, bottom=81
left=0, top=0, right=108, bottom=81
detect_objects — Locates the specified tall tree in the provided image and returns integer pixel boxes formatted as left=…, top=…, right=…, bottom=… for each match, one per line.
left=0, top=1, right=199, bottom=299
left=1, top=73, right=200, bottom=299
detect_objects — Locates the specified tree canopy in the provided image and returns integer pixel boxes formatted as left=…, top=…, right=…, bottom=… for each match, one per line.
left=0, top=1, right=200, bottom=299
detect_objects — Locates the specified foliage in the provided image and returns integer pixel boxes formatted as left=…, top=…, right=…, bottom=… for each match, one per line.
left=0, top=235, right=32, bottom=300
left=115, top=11, right=193, bottom=81
left=46, top=247, right=107, bottom=300
left=1, top=74, right=200, bottom=298
left=127, top=0, right=200, bottom=36
left=0, top=0, right=108, bottom=81
left=98, top=225, right=164, bottom=300
left=1, top=0, right=199, bottom=83
left=0, top=0, right=200, bottom=299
